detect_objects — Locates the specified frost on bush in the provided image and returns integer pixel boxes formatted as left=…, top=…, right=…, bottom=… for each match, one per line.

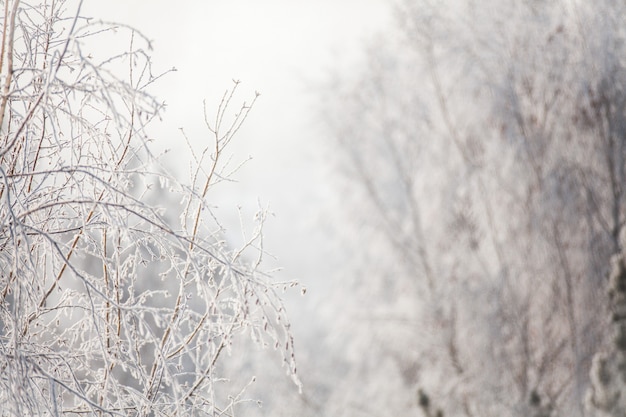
left=0, top=1, right=299, bottom=416
left=587, top=255, right=626, bottom=416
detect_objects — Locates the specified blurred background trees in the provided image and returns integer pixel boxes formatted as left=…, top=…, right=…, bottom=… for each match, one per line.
left=317, top=1, right=626, bottom=416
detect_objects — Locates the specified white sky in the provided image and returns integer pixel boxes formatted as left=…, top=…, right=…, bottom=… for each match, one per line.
left=81, top=0, right=393, bottom=326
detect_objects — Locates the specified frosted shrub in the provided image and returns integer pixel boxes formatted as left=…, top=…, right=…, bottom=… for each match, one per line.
left=0, top=1, right=298, bottom=415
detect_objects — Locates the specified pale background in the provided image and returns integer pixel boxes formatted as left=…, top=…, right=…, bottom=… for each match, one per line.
left=82, top=0, right=392, bottom=353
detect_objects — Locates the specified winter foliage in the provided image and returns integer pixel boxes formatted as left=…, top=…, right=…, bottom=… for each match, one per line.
left=5, top=0, right=626, bottom=416
left=0, top=1, right=298, bottom=415
left=316, top=1, right=626, bottom=416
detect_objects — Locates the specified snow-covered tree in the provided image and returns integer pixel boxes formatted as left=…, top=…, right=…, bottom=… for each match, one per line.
left=0, top=1, right=299, bottom=415
left=318, top=1, right=626, bottom=416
